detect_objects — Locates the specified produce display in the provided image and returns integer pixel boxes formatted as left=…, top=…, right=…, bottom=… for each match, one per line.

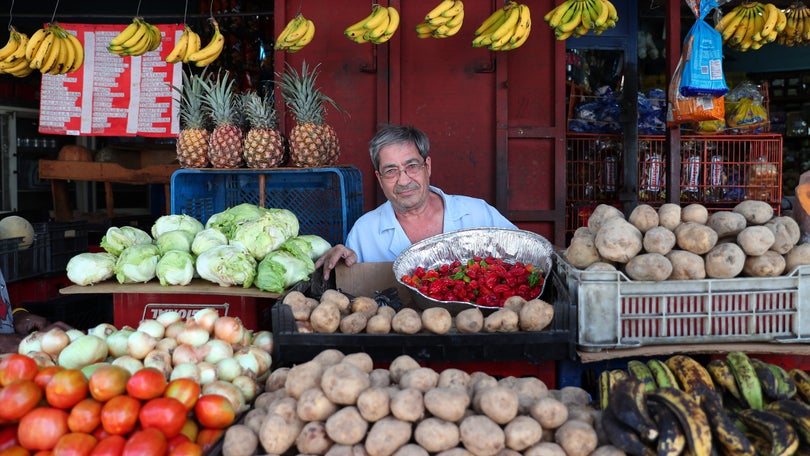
left=0, top=22, right=84, bottom=78
left=65, top=204, right=331, bottom=293
left=275, top=13, right=318, bottom=52
left=107, top=17, right=162, bottom=57
left=283, top=288, right=555, bottom=335
left=472, top=1, right=532, bottom=51
left=543, top=0, right=619, bottom=40
left=220, top=348, right=615, bottom=456
left=415, top=0, right=465, bottom=39
left=344, top=5, right=401, bottom=44
left=715, top=2, right=787, bottom=51
left=599, top=352, right=810, bottom=455
left=564, top=201, right=808, bottom=281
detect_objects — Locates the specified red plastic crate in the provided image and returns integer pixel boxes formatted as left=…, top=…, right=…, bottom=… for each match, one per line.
left=113, top=292, right=274, bottom=331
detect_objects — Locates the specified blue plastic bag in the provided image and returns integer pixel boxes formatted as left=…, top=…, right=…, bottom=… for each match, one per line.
left=679, top=0, right=728, bottom=97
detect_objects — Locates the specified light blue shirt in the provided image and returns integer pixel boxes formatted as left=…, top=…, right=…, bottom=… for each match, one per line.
left=346, top=186, right=517, bottom=263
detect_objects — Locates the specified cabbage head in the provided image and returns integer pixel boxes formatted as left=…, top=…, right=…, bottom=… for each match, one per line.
left=205, top=203, right=270, bottom=239
left=100, top=226, right=153, bottom=256
left=255, top=249, right=315, bottom=293
left=191, top=228, right=228, bottom=256
left=281, top=234, right=332, bottom=261
left=156, top=229, right=195, bottom=255
left=114, top=243, right=160, bottom=284
left=156, top=250, right=196, bottom=286
left=266, top=208, right=300, bottom=239
left=196, top=244, right=257, bottom=288
left=231, top=215, right=292, bottom=261
left=66, top=252, right=117, bottom=286
left=151, top=214, right=204, bottom=239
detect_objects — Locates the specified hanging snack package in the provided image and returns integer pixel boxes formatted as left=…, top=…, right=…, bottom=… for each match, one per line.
left=680, top=0, right=728, bottom=97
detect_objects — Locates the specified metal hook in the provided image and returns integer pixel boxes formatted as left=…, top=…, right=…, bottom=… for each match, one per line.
left=49, top=0, right=60, bottom=24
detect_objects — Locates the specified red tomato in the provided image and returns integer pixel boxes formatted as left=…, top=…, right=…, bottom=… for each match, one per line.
left=99, top=396, right=140, bottom=436
left=34, top=367, right=64, bottom=391
left=52, top=432, right=97, bottom=456
left=45, top=370, right=89, bottom=410
left=193, top=395, right=234, bottom=430
left=166, top=433, right=189, bottom=452
left=178, top=419, right=197, bottom=444
left=124, top=369, right=166, bottom=401
left=194, top=428, right=223, bottom=453
left=0, top=380, right=43, bottom=421
left=121, top=428, right=166, bottom=456
left=0, top=445, right=30, bottom=456
left=17, top=407, right=70, bottom=451
left=0, top=355, right=39, bottom=387
left=163, top=379, right=200, bottom=412
left=138, top=397, right=186, bottom=439
left=0, top=425, right=20, bottom=451
left=87, top=366, right=130, bottom=403
left=88, top=435, right=125, bottom=456
left=168, top=441, right=202, bottom=456
left=67, top=399, right=103, bottom=435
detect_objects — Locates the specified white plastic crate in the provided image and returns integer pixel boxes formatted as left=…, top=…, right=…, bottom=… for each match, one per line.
left=554, top=252, right=810, bottom=351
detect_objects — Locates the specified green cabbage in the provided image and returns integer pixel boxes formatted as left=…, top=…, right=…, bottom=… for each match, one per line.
left=196, top=244, right=257, bottom=288
left=66, top=252, right=117, bottom=285
left=100, top=226, right=153, bottom=256
left=151, top=214, right=204, bottom=239
left=231, top=215, right=290, bottom=261
left=191, top=228, right=228, bottom=256
left=205, top=203, right=270, bottom=239
left=114, top=243, right=161, bottom=283
left=156, top=250, right=196, bottom=286
left=281, top=234, right=332, bottom=261
left=156, top=229, right=195, bottom=255
left=255, top=249, right=315, bottom=293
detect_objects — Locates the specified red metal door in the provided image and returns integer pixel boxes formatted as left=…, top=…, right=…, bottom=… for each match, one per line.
left=275, top=0, right=567, bottom=246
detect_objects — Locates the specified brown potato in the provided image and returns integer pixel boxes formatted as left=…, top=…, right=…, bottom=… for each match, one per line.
left=519, top=299, right=555, bottom=331
left=414, top=417, right=460, bottom=453
left=737, top=225, right=775, bottom=256
left=624, top=253, right=672, bottom=281
left=297, top=321, right=314, bottom=333
left=707, top=211, right=747, bottom=238
left=595, top=217, right=643, bottom=263
left=565, top=234, right=601, bottom=269
left=766, top=216, right=802, bottom=254
left=390, top=387, right=425, bottom=422
left=459, top=415, right=505, bottom=456
left=310, top=302, right=342, bottom=333
left=283, top=290, right=314, bottom=321
left=558, top=386, right=590, bottom=406
left=744, top=250, right=786, bottom=277
left=734, top=200, right=774, bottom=225
left=704, top=242, right=746, bottom=279
left=399, top=367, right=439, bottom=392
left=325, top=406, right=368, bottom=446
left=321, top=362, right=371, bottom=405
left=389, top=355, right=421, bottom=384
left=222, top=424, right=259, bottom=456
left=366, top=314, right=392, bottom=334
left=369, top=368, right=392, bottom=388
left=483, top=308, right=520, bottom=333
left=657, top=203, right=682, bottom=230
left=424, top=387, right=470, bottom=422
left=321, top=289, right=352, bottom=314
left=504, top=415, right=543, bottom=451
left=342, top=352, right=374, bottom=373
left=681, top=203, right=709, bottom=224
left=339, top=312, right=369, bottom=334
left=590, top=445, right=628, bottom=456
left=512, top=377, right=549, bottom=414
left=786, top=243, right=810, bottom=273
left=364, top=417, right=413, bottom=456
left=642, top=226, right=676, bottom=255
left=437, top=368, right=471, bottom=392
left=285, top=360, right=325, bottom=399
left=435, top=448, right=474, bottom=456
left=524, top=442, right=567, bottom=456
left=297, top=387, right=338, bottom=421
left=265, top=367, right=290, bottom=392
left=502, top=295, right=527, bottom=315
left=243, top=408, right=266, bottom=435
left=393, top=444, right=429, bottom=456
left=628, top=204, right=659, bottom=233
left=313, top=349, right=346, bottom=366
left=474, top=386, right=519, bottom=424
left=357, top=387, right=391, bottom=422
left=666, top=249, right=706, bottom=280
left=554, top=420, right=598, bottom=456
left=351, top=296, right=379, bottom=317
left=586, top=262, right=616, bottom=271
left=529, top=396, right=568, bottom=429
left=391, top=308, right=422, bottom=335
left=259, top=413, right=303, bottom=455
left=296, top=421, right=334, bottom=455
left=675, top=222, right=718, bottom=255
left=421, top=307, right=453, bottom=335
left=455, top=308, right=484, bottom=334
left=587, top=204, right=624, bottom=234
left=377, top=305, right=397, bottom=320
left=266, top=396, right=299, bottom=423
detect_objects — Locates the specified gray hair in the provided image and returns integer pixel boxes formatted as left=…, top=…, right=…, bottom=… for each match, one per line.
left=369, top=124, right=430, bottom=170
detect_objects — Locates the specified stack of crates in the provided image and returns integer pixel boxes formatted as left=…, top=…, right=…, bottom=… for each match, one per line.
left=171, top=167, right=364, bottom=247
left=0, top=222, right=49, bottom=283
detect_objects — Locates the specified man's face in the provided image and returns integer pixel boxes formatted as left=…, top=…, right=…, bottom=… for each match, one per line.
left=375, top=141, right=431, bottom=213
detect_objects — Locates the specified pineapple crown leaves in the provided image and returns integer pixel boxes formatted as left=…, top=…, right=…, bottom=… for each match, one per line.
left=201, top=69, right=241, bottom=127
left=171, top=68, right=210, bottom=130
left=241, top=90, right=279, bottom=130
left=276, top=61, right=347, bottom=126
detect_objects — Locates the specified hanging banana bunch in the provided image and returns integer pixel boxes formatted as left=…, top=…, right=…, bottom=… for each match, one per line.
left=472, top=1, right=533, bottom=51
left=543, top=0, right=618, bottom=40
left=165, top=25, right=202, bottom=64
left=22, top=22, right=85, bottom=75
left=344, top=5, right=400, bottom=44
left=108, top=17, right=162, bottom=57
left=777, top=3, right=810, bottom=46
left=415, top=0, right=464, bottom=39
left=715, top=2, right=786, bottom=51
left=185, top=18, right=225, bottom=66
left=0, top=26, right=33, bottom=77
left=275, top=13, right=317, bottom=52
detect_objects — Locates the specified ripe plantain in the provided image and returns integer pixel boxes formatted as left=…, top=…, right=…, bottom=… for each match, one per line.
left=727, top=351, right=764, bottom=410
left=767, top=399, right=810, bottom=447
left=646, top=387, right=713, bottom=456
left=649, top=401, right=687, bottom=456
left=626, top=359, right=656, bottom=392
left=700, top=386, right=757, bottom=456
left=599, top=407, right=657, bottom=456
left=607, top=376, right=658, bottom=442
left=647, top=358, right=680, bottom=390
left=665, top=354, right=715, bottom=397
left=737, top=408, right=800, bottom=456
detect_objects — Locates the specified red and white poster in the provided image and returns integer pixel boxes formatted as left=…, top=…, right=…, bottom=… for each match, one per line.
left=38, top=22, right=184, bottom=138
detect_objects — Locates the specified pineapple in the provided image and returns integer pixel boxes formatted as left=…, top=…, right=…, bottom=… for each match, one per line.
left=203, top=70, right=244, bottom=168
left=277, top=61, right=343, bottom=167
left=241, top=90, right=286, bottom=168
left=174, top=70, right=210, bottom=168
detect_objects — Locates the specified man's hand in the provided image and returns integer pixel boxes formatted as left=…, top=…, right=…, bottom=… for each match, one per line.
left=13, top=311, right=48, bottom=335
left=314, top=244, right=358, bottom=280
left=0, top=334, right=23, bottom=354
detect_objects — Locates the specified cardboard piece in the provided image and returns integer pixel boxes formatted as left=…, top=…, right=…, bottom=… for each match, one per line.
left=335, top=262, right=412, bottom=304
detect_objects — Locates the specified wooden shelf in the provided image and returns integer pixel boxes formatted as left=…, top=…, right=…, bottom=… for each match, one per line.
left=60, top=279, right=280, bottom=299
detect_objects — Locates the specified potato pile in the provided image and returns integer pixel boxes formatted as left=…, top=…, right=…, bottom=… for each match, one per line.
left=283, top=289, right=555, bottom=335
left=221, top=349, right=623, bottom=456
left=564, top=201, right=810, bottom=281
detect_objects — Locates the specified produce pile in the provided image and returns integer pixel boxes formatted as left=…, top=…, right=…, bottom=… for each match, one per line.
left=5, top=309, right=273, bottom=454
left=564, top=200, right=809, bottom=281
left=599, top=352, right=810, bottom=455
left=283, top=288, right=555, bottom=335
left=220, top=348, right=618, bottom=456
left=65, top=203, right=331, bottom=293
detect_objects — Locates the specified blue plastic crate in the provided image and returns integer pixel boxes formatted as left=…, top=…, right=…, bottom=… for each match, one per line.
left=171, top=167, right=363, bottom=247
left=0, top=222, right=49, bottom=283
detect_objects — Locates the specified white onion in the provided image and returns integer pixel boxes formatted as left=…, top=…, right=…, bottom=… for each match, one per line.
left=144, top=350, right=173, bottom=378
left=213, top=316, right=245, bottom=345
left=176, top=321, right=210, bottom=347
left=172, top=343, right=202, bottom=366
left=164, top=320, right=186, bottom=340
left=106, top=328, right=134, bottom=358
left=40, top=328, right=71, bottom=357
left=202, top=339, right=233, bottom=364
left=112, top=355, right=144, bottom=375
left=156, top=310, right=182, bottom=327
left=231, top=375, right=260, bottom=403
left=251, top=330, right=274, bottom=353
left=202, top=380, right=247, bottom=413
left=215, top=358, right=242, bottom=382
left=127, top=330, right=158, bottom=360
left=57, top=335, right=108, bottom=369
left=137, top=319, right=165, bottom=339
left=193, top=308, right=219, bottom=333
left=244, top=346, right=272, bottom=376
left=65, top=329, right=85, bottom=342
left=88, top=323, right=117, bottom=340
left=156, top=337, right=178, bottom=353
left=198, top=362, right=217, bottom=385
left=26, top=351, right=55, bottom=368
left=237, top=328, right=251, bottom=348
left=18, top=331, right=43, bottom=355
left=169, top=362, right=200, bottom=383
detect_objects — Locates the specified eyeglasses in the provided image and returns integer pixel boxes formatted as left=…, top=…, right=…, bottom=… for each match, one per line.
left=379, top=162, right=426, bottom=181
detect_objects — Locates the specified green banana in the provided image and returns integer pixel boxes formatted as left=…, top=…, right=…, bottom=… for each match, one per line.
left=727, top=351, right=764, bottom=410
left=626, top=360, right=656, bottom=392
left=647, top=358, right=680, bottom=390
left=648, top=401, right=687, bottom=456
left=666, top=355, right=716, bottom=397
left=750, top=358, right=782, bottom=402
left=599, top=407, right=656, bottom=456
left=699, top=386, right=757, bottom=456
left=706, top=358, right=744, bottom=403
left=737, top=408, right=800, bottom=456
left=766, top=363, right=797, bottom=401
left=607, top=376, right=658, bottom=443
left=598, top=369, right=611, bottom=411
left=646, top=387, right=713, bottom=456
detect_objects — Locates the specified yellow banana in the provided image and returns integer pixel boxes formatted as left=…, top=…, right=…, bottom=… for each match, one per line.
left=277, top=15, right=302, bottom=45
left=120, top=20, right=149, bottom=50
left=760, top=3, right=779, bottom=38
left=545, top=0, right=573, bottom=28
left=147, top=24, right=162, bottom=52
left=57, top=33, right=75, bottom=74
left=365, top=11, right=390, bottom=40
left=593, top=0, right=609, bottom=27
left=581, top=1, right=595, bottom=30
left=475, top=8, right=506, bottom=35
left=292, top=19, right=316, bottom=48
left=490, top=3, right=521, bottom=41
left=344, top=10, right=372, bottom=35
left=25, top=27, right=49, bottom=61
left=110, top=20, right=141, bottom=47
left=604, top=0, right=618, bottom=22
left=165, top=27, right=190, bottom=64
left=29, top=31, right=54, bottom=69
left=434, top=20, right=463, bottom=38
left=5, top=32, right=27, bottom=64
left=425, top=0, right=456, bottom=21
left=4, top=57, right=32, bottom=77
left=721, top=8, right=746, bottom=43
left=384, top=7, right=400, bottom=36
left=441, top=0, right=464, bottom=18
left=715, top=6, right=740, bottom=33
left=427, top=15, right=452, bottom=27
left=508, top=4, right=531, bottom=45
left=42, top=34, right=63, bottom=74
left=775, top=7, right=787, bottom=32
left=0, top=28, right=22, bottom=62
left=731, top=9, right=750, bottom=45
left=557, top=2, right=584, bottom=34
left=364, top=5, right=389, bottom=31
left=65, top=32, right=83, bottom=73
left=188, top=19, right=224, bottom=66
left=124, top=29, right=152, bottom=56
left=284, top=16, right=309, bottom=43
left=445, top=8, right=464, bottom=28
left=183, top=30, right=201, bottom=62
